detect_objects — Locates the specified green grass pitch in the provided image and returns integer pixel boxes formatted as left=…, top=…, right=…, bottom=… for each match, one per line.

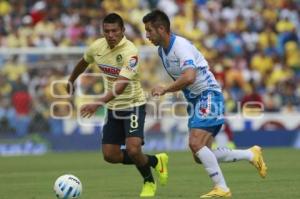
left=0, top=148, right=300, bottom=199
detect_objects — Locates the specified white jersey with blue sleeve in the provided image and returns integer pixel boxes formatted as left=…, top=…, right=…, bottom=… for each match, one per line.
left=158, top=34, right=225, bottom=130
left=158, top=34, right=221, bottom=100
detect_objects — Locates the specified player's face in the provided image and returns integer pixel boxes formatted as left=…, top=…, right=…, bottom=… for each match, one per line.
left=144, top=22, right=162, bottom=46
left=103, top=23, right=124, bottom=49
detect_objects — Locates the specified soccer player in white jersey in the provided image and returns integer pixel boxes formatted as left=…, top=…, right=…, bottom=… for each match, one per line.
left=143, top=10, right=267, bottom=198
left=67, top=13, right=168, bottom=197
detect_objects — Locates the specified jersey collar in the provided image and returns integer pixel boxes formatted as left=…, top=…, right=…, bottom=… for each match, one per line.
left=163, top=33, right=176, bottom=55
left=106, top=36, right=127, bottom=49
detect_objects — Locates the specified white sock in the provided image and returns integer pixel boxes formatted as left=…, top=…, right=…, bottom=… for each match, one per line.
left=213, top=147, right=253, bottom=162
left=196, top=146, right=229, bottom=191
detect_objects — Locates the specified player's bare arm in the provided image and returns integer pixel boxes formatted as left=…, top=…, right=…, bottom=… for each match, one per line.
left=67, top=58, right=89, bottom=94
left=151, top=68, right=196, bottom=96
left=80, top=76, right=129, bottom=118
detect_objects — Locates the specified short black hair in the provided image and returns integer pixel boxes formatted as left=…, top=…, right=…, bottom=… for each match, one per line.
left=142, top=10, right=170, bottom=32
left=103, top=13, right=124, bottom=28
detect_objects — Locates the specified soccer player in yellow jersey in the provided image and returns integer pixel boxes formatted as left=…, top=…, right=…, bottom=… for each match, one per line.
left=67, top=13, right=168, bottom=197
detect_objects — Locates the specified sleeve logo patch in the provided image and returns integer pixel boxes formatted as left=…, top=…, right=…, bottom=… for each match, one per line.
left=129, top=56, right=138, bottom=68
left=183, top=59, right=194, bottom=66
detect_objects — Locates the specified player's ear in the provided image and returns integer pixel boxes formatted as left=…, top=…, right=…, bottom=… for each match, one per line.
left=157, top=25, right=165, bottom=34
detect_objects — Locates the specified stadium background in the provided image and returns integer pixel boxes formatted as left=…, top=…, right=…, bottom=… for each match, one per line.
left=0, top=0, right=299, bottom=154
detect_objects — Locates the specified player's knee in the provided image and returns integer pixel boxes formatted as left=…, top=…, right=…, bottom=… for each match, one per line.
left=103, top=154, right=114, bottom=163
left=189, top=141, right=205, bottom=153
left=102, top=152, right=120, bottom=163
left=126, top=146, right=140, bottom=159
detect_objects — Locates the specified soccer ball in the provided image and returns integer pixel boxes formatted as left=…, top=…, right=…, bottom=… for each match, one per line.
left=53, top=174, right=82, bottom=199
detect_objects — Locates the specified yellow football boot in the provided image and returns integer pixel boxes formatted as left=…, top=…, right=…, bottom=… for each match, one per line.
left=154, top=153, right=169, bottom=185
left=249, top=145, right=267, bottom=178
left=200, top=186, right=232, bottom=198
left=140, top=182, right=157, bottom=197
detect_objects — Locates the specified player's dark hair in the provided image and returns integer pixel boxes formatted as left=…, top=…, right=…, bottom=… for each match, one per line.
left=142, top=10, right=170, bottom=33
left=103, top=13, right=124, bottom=29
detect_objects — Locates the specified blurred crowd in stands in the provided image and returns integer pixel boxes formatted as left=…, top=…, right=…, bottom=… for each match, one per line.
left=0, top=0, right=300, bottom=136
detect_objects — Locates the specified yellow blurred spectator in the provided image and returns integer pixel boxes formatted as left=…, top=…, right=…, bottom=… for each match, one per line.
left=266, top=63, right=293, bottom=87
left=276, top=18, right=295, bottom=33
left=222, top=58, right=245, bottom=89
left=233, top=15, right=247, bottom=32
left=223, top=89, right=236, bottom=113
left=0, top=0, right=11, bottom=16
left=5, top=31, right=23, bottom=48
left=285, top=41, right=300, bottom=70
left=140, top=55, right=161, bottom=92
left=172, top=5, right=203, bottom=41
left=6, top=31, right=29, bottom=47
left=18, top=15, right=34, bottom=38
left=34, top=18, right=56, bottom=37
left=258, top=26, right=277, bottom=50
left=1, top=57, right=27, bottom=81
left=250, top=50, right=273, bottom=76
left=121, top=0, right=138, bottom=10
left=102, top=0, right=123, bottom=13
left=0, top=74, right=12, bottom=97
left=262, top=10, right=277, bottom=24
